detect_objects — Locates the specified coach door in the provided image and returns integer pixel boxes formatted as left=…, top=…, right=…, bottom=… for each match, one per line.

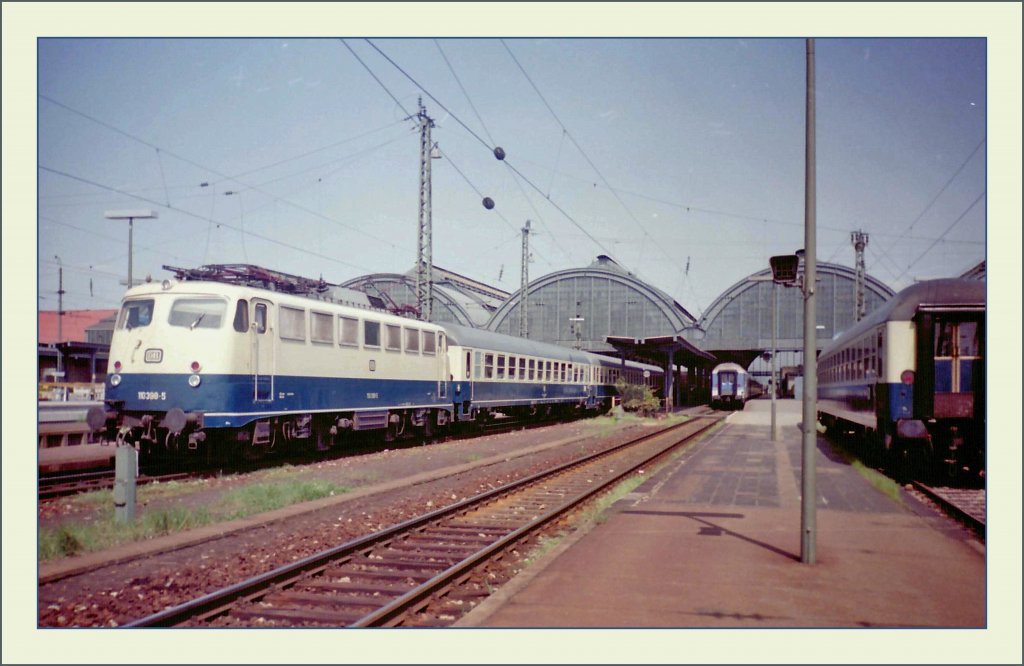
left=932, top=317, right=983, bottom=419
left=251, top=299, right=275, bottom=402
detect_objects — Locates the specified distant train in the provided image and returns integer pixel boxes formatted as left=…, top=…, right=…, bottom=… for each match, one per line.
left=710, top=362, right=751, bottom=410
left=817, top=278, right=985, bottom=480
left=88, top=265, right=663, bottom=467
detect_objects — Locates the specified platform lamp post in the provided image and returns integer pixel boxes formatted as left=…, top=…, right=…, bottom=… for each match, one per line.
left=104, top=209, right=158, bottom=288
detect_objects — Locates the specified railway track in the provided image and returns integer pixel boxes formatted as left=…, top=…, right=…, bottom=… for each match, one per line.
left=125, top=415, right=721, bottom=628
left=38, top=470, right=192, bottom=500
left=910, top=481, right=986, bottom=541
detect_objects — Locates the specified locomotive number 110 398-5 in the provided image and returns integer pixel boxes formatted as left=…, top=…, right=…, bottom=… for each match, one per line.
left=138, top=391, right=167, bottom=401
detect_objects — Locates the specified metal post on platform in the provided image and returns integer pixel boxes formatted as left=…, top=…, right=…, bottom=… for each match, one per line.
left=114, top=444, right=137, bottom=523
left=771, top=282, right=778, bottom=441
left=800, top=37, right=818, bottom=565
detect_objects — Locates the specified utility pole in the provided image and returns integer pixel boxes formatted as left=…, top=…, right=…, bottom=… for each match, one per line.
left=520, top=220, right=531, bottom=337
left=56, top=256, right=65, bottom=380
left=413, top=98, right=437, bottom=322
left=851, top=230, right=869, bottom=321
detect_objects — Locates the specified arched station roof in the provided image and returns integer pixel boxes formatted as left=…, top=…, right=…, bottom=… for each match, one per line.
left=486, top=256, right=700, bottom=354
left=697, top=261, right=895, bottom=368
left=340, top=265, right=509, bottom=327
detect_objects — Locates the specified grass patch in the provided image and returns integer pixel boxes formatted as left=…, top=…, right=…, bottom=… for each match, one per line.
left=39, top=477, right=349, bottom=562
left=824, top=440, right=903, bottom=504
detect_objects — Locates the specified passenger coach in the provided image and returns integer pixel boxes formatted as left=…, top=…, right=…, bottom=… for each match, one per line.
left=817, top=278, right=985, bottom=479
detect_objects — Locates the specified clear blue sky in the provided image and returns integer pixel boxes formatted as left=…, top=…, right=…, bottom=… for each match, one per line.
left=36, top=36, right=987, bottom=317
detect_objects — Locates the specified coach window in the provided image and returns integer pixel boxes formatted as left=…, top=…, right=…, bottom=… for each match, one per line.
left=518, top=357, right=526, bottom=381
left=527, top=359, right=535, bottom=381
left=474, top=351, right=483, bottom=379
left=497, top=355, right=506, bottom=380
left=364, top=320, right=381, bottom=349
left=423, top=331, right=436, bottom=356
left=339, top=316, right=359, bottom=347
left=405, top=327, right=420, bottom=354
left=233, top=300, right=249, bottom=333
left=385, top=324, right=402, bottom=352
left=484, top=353, right=494, bottom=379
left=311, top=311, right=333, bottom=344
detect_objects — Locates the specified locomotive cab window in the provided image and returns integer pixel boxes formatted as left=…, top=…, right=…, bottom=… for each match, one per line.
left=233, top=300, right=249, bottom=333
left=168, top=298, right=226, bottom=330
left=118, top=299, right=155, bottom=330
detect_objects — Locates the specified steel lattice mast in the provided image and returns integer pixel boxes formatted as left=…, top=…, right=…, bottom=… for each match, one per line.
left=415, top=98, right=435, bottom=321
left=851, top=230, right=869, bottom=322
left=520, top=220, right=531, bottom=337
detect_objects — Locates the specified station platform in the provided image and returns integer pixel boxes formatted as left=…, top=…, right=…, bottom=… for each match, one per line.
left=460, top=399, right=986, bottom=630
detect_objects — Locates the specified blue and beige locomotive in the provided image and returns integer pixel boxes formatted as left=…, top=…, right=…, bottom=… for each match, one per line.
left=89, top=264, right=663, bottom=466
left=816, top=278, right=985, bottom=479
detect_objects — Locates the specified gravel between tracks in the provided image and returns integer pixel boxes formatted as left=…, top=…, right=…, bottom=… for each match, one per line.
left=38, top=414, right=673, bottom=627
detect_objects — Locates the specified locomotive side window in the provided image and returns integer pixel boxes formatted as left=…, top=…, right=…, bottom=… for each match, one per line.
left=233, top=300, right=249, bottom=333
left=118, top=299, right=155, bottom=330
left=405, top=327, right=420, bottom=354
left=385, top=325, right=401, bottom=352
left=423, top=331, right=436, bottom=355
left=311, top=311, right=333, bottom=344
left=169, top=298, right=226, bottom=330
left=339, top=316, right=359, bottom=346
left=254, top=303, right=267, bottom=334
left=279, top=306, right=306, bottom=341
left=364, top=320, right=381, bottom=348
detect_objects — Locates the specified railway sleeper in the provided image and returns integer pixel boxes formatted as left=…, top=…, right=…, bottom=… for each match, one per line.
left=230, top=606, right=366, bottom=626
left=266, top=590, right=392, bottom=609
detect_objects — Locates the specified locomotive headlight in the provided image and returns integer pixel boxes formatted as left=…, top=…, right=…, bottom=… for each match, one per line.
left=900, top=370, right=915, bottom=385
left=110, top=374, right=122, bottom=387
left=188, top=374, right=202, bottom=388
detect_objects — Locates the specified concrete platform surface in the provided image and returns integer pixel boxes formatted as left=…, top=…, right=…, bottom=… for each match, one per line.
left=461, top=400, right=986, bottom=631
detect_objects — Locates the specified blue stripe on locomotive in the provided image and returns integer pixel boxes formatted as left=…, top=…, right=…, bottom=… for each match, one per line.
left=107, top=373, right=449, bottom=429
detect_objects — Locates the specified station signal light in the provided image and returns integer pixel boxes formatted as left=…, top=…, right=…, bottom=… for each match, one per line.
left=770, top=254, right=801, bottom=285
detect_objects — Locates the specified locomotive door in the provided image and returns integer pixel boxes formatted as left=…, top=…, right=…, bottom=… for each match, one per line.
left=932, top=317, right=983, bottom=418
left=437, top=332, right=448, bottom=399
left=251, top=299, right=275, bottom=402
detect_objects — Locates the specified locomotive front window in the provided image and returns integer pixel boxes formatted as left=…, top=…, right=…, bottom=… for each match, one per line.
left=118, top=299, right=155, bottom=330
left=168, top=298, right=226, bottom=330
left=233, top=300, right=249, bottom=333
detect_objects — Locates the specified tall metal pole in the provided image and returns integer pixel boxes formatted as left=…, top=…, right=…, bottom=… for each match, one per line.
left=801, top=37, right=818, bottom=564
left=771, top=282, right=777, bottom=441
left=415, top=98, right=435, bottom=322
left=520, top=220, right=531, bottom=337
